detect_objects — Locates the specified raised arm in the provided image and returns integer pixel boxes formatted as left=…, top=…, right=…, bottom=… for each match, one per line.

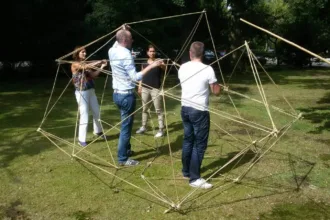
left=124, top=58, right=164, bottom=82
left=87, top=60, right=108, bottom=78
left=76, top=60, right=106, bottom=70
left=71, top=60, right=107, bottom=77
left=140, top=60, right=164, bottom=76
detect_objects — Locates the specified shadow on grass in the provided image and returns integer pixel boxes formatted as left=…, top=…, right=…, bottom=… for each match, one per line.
left=70, top=209, right=97, bottom=220
left=181, top=176, right=316, bottom=216
left=182, top=188, right=292, bottom=215
left=75, top=158, right=168, bottom=209
left=288, top=153, right=316, bottom=191
left=68, top=127, right=317, bottom=216
left=178, top=147, right=317, bottom=215
left=202, top=149, right=257, bottom=177
left=259, top=200, right=330, bottom=220
left=76, top=159, right=118, bottom=191
left=298, top=92, right=330, bottom=134
left=0, top=130, right=53, bottom=168
left=167, top=120, right=184, bottom=133
left=226, top=66, right=330, bottom=88
left=0, top=78, right=75, bottom=167
left=271, top=68, right=330, bottom=89
left=0, top=77, right=119, bottom=168
left=0, top=200, right=29, bottom=220
left=214, top=85, right=251, bottom=109
left=133, top=133, right=183, bottom=162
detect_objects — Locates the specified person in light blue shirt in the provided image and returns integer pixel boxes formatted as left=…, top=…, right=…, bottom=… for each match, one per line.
left=108, top=26, right=163, bottom=166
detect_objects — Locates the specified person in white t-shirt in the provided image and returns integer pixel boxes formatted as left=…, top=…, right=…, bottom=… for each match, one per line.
left=178, top=41, right=221, bottom=189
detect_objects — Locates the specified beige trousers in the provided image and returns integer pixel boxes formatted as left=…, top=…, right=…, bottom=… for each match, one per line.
left=141, top=87, right=164, bottom=129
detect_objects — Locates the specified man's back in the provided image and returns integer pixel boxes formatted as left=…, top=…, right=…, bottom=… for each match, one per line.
left=178, top=61, right=217, bottom=111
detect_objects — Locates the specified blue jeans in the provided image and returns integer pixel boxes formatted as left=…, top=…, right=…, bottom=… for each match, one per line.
left=113, top=93, right=136, bottom=162
left=181, top=106, right=210, bottom=182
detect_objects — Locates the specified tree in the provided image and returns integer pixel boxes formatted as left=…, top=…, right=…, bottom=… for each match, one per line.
left=4, top=0, right=88, bottom=61
left=263, top=0, right=330, bottom=66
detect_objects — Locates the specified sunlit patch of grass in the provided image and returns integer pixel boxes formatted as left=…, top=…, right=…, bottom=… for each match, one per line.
left=0, top=69, right=330, bottom=219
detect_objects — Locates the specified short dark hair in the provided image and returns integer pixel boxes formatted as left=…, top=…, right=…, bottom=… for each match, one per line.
left=147, top=44, right=155, bottom=51
left=72, top=46, right=85, bottom=61
left=190, top=41, right=204, bottom=59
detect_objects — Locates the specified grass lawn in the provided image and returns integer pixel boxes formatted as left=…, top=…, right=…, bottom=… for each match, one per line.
left=0, top=67, right=330, bottom=219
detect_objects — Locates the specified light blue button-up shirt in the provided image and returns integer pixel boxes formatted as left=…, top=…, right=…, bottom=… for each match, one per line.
left=108, top=42, right=142, bottom=90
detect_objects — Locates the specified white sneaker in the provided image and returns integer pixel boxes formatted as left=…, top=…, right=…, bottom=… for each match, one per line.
left=136, top=126, right=146, bottom=134
left=189, top=178, right=212, bottom=189
left=154, top=130, right=164, bottom=138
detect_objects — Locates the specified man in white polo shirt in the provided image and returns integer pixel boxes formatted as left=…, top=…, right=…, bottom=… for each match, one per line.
left=178, top=41, right=220, bottom=189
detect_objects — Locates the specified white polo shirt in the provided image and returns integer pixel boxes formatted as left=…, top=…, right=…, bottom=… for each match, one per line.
left=178, top=61, right=217, bottom=111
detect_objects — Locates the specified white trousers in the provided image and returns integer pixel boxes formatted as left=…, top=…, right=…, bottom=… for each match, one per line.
left=75, top=89, right=102, bottom=142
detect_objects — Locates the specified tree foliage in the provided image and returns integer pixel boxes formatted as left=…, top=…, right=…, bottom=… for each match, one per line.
left=263, top=0, right=330, bottom=65
left=2, top=0, right=330, bottom=69
left=3, top=0, right=88, bottom=61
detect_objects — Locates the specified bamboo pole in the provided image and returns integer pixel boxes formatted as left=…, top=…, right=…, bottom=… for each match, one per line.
left=240, top=18, right=330, bottom=65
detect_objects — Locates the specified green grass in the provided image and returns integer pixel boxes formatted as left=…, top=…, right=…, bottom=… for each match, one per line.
left=1, top=68, right=330, bottom=219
